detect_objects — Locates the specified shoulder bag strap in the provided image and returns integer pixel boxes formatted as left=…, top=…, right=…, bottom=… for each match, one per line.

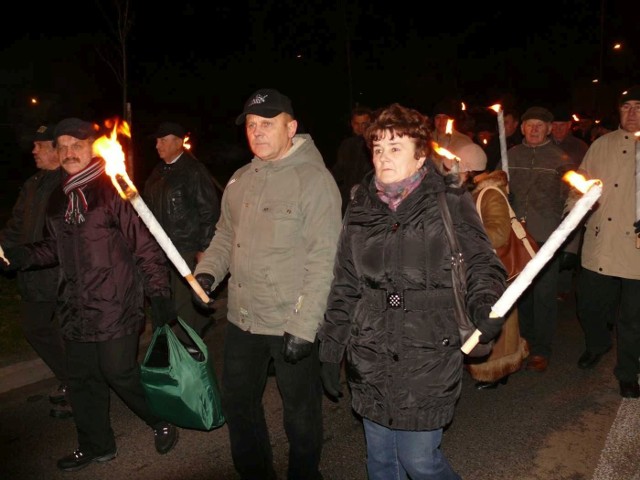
left=437, top=191, right=469, bottom=299
left=475, top=186, right=536, bottom=258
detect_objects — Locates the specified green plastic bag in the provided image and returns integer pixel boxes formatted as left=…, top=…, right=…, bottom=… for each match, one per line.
left=140, top=317, right=225, bottom=431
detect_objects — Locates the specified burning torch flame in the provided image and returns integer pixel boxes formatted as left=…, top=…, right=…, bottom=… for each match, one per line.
left=489, top=104, right=501, bottom=114
left=183, top=135, right=192, bottom=151
left=432, top=142, right=459, bottom=161
left=563, top=171, right=600, bottom=194
left=445, top=119, right=453, bottom=136
left=93, top=121, right=136, bottom=199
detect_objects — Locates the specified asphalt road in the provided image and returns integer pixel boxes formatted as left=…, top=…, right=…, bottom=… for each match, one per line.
left=1, top=289, right=638, bottom=480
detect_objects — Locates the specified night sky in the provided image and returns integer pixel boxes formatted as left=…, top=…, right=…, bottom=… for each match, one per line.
left=2, top=0, right=639, bottom=181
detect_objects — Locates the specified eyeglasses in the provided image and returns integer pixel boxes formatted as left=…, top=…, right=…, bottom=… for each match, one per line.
left=620, top=104, right=640, bottom=113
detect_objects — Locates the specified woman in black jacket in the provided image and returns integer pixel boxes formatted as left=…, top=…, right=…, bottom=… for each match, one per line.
left=319, top=103, right=507, bottom=479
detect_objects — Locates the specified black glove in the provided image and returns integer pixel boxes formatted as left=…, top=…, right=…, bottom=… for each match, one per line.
left=282, top=332, right=313, bottom=364
left=149, top=296, right=177, bottom=330
left=558, top=252, right=579, bottom=271
left=320, top=362, right=343, bottom=401
left=634, top=220, right=640, bottom=234
left=0, top=245, right=29, bottom=271
left=474, top=304, right=505, bottom=344
left=192, top=273, right=216, bottom=311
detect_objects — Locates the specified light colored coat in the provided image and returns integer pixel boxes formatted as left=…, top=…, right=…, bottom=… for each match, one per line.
left=195, top=134, right=342, bottom=341
left=567, top=128, right=640, bottom=280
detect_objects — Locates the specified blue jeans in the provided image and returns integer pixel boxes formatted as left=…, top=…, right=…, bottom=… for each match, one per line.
left=363, top=418, right=461, bottom=480
left=221, top=322, right=323, bottom=480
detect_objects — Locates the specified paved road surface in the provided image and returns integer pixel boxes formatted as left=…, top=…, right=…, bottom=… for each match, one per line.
left=1, top=291, right=639, bottom=480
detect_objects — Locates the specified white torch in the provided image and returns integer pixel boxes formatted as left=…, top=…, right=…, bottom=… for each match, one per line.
left=489, top=104, right=509, bottom=179
left=93, top=121, right=211, bottom=304
left=461, top=172, right=603, bottom=354
left=635, top=131, right=640, bottom=249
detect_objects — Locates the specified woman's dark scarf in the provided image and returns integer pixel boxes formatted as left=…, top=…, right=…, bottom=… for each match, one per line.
left=375, top=165, right=428, bottom=211
left=62, top=157, right=105, bottom=225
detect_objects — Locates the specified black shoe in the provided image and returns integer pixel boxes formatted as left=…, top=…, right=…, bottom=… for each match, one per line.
left=153, top=422, right=179, bottom=454
left=57, top=448, right=117, bottom=472
left=619, top=381, right=640, bottom=398
left=49, top=383, right=68, bottom=405
left=577, top=348, right=610, bottom=369
left=50, top=401, right=73, bottom=419
left=475, top=376, right=509, bottom=390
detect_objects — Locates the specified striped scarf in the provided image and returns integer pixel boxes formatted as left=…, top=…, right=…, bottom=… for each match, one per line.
left=62, top=157, right=105, bottom=225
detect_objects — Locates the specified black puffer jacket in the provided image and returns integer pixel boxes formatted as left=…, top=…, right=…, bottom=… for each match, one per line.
left=20, top=171, right=171, bottom=342
left=0, top=168, right=61, bottom=302
left=319, top=164, right=506, bottom=431
left=143, top=152, right=220, bottom=254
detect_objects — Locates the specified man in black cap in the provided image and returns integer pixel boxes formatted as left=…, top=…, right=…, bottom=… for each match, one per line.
left=194, top=89, right=342, bottom=480
left=0, top=123, right=72, bottom=419
left=1, top=117, right=180, bottom=470
left=143, top=121, right=220, bottom=343
left=550, top=106, right=590, bottom=299
left=507, top=106, right=576, bottom=373
left=568, top=86, right=640, bottom=398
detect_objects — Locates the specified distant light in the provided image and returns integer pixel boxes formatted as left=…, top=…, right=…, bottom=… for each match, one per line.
left=30, top=97, right=38, bottom=105
left=461, top=102, right=466, bottom=111
left=613, top=43, right=622, bottom=50
left=296, top=54, right=303, bottom=59
left=592, top=78, right=599, bottom=83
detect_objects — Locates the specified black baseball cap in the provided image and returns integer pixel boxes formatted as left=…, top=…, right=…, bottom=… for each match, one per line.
left=151, top=122, right=187, bottom=138
left=33, top=124, right=56, bottom=142
left=235, top=89, right=295, bottom=125
left=53, top=118, right=96, bottom=140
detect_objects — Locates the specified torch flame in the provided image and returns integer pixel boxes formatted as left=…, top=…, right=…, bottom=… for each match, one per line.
left=183, top=135, right=192, bottom=151
left=445, top=119, right=453, bottom=135
left=563, top=171, right=600, bottom=194
left=489, top=104, right=501, bottom=114
left=93, top=119, right=137, bottom=199
left=432, top=142, right=460, bottom=160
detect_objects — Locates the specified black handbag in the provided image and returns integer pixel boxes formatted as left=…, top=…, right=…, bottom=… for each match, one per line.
left=437, top=191, right=494, bottom=358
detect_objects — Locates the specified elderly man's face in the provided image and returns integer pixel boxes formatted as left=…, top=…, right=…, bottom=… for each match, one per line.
left=245, top=113, right=297, bottom=162
left=521, top=119, right=551, bottom=146
left=56, top=136, right=94, bottom=175
left=32, top=140, right=59, bottom=171
left=155, top=135, right=185, bottom=164
left=620, top=100, right=640, bottom=133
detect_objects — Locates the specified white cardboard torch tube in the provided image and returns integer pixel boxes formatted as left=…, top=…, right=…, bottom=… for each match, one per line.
left=126, top=190, right=211, bottom=304
left=461, top=180, right=603, bottom=355
left=635, top=138, right=640, bottom=248
left=497, top=110, right=509, bottom=179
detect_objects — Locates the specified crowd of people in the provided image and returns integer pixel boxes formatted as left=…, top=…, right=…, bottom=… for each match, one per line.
left=1, top=84, right=639, bottom=478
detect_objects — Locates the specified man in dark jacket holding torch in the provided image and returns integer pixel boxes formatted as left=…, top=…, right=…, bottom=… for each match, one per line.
left=1, top=118, right=179, bottom=471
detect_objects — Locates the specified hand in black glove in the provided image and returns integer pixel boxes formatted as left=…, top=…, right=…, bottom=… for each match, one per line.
left=474, top=305, right=505, bottom=344
left=282, top=332, right=313, bottom=364
left=558, top=252, right=579, bottom=271
left=192, top=273, right=216, bottom=311
left=149, top=296, right=177, bottom=330
left=320, top=362, right=343, bottom=401
left=634, top=220, right=640, bottom=234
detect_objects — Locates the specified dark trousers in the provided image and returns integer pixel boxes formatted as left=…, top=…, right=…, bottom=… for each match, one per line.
left=518, top=253, right=560, bottom=358
left=169, top=251, right=213, bottom=344
left=66, top=333, right=160, bottom=456
left=222, top=323, right=323, bottom=480
left=20, top=300, right=68, bottom=383
left=577, top=268, right=640, bottom=383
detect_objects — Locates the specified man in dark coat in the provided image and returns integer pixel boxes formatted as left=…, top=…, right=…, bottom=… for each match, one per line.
left=1, top=118, right=179, bottom=472
left=143, top=122, right=220, bottom=343
left=0, top=123, right=71, bottom=419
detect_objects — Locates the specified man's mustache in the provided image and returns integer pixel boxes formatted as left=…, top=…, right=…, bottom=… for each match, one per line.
left=61, top=157, right=80, bottom=165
